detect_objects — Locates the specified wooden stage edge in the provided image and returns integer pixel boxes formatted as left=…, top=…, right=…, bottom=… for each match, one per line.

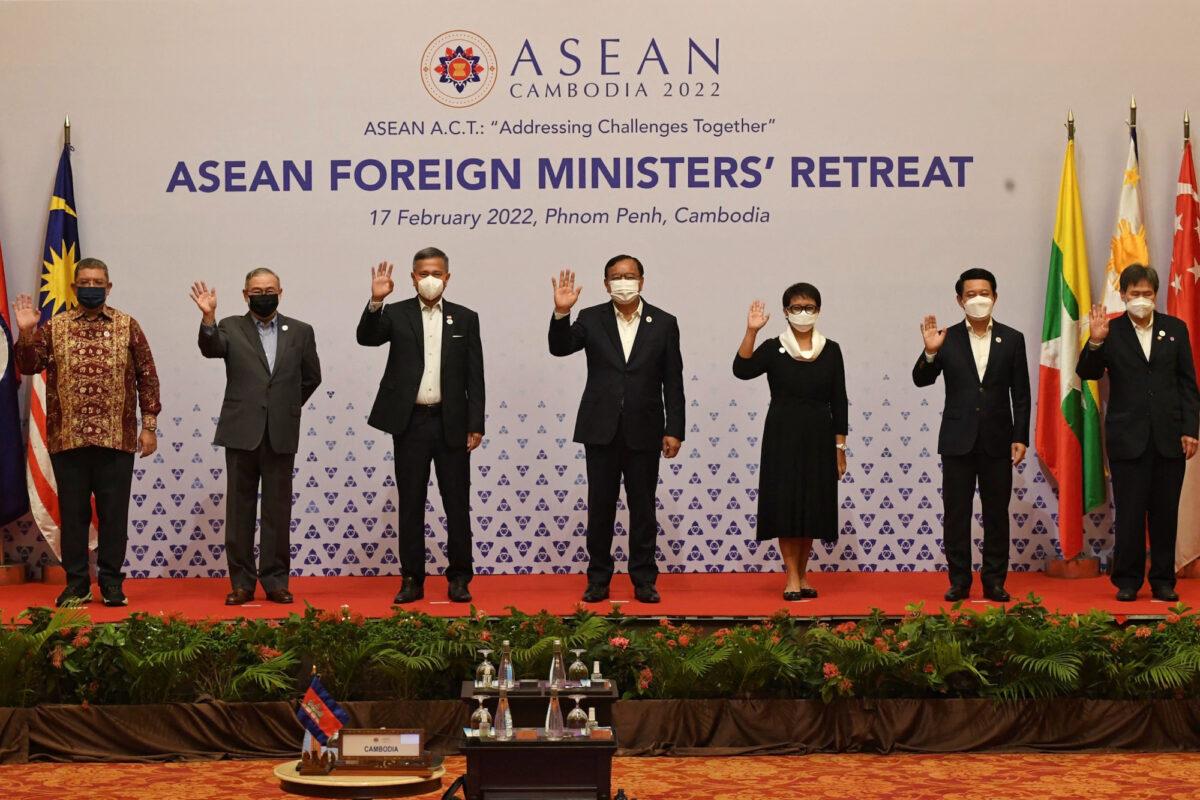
left=1, top=570, right=1195, bottom=623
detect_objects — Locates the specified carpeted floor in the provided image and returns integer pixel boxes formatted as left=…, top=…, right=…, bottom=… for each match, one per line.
left=4, top=753, right=1200, bottom=799
left=0, top=571, right=1188, bottom=623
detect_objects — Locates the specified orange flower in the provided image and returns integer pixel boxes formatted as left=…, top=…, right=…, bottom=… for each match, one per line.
left=677, top=634, right=690, bottom=647
left=822, top=662, right=840, bottom=679
left=1134, top=626, right=1152, bottom=638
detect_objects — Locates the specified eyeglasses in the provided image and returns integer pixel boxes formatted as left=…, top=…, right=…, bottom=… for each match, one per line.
left=786, top=304, right=818, bottom=315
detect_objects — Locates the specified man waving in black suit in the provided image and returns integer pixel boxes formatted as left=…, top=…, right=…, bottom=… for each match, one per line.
left=193, top=269, right=322, bottom=606
left=1077, top=264, right=1200, bottom=602
left=913, top=268, right=1030, bottom=603
left=357, top=248, right=484, bottom=605
left=549, top=255, right=685, bottom=604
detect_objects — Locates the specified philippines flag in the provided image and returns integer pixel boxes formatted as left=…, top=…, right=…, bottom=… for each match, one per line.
left=296, top=675, right=350, bottom=745
left=1, top=239, right=29, bottom=526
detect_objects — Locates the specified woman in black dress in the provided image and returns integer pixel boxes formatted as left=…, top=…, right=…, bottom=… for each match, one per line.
left=733, top=283, right=848, bottom=601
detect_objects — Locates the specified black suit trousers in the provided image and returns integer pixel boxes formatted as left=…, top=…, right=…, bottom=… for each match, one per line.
left=49, top=446, right=135, bottom=591
left=1109, top=448, right=1186, bottom=592
left=225, top=428, right=295, bottom=592
left=584, top=417, right=661, bottom=587
left=941, top=442, right=1011, bottom=588
left=393, top=408, right=473, bottom=583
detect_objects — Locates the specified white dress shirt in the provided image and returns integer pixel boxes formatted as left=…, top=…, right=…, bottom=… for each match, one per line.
left=1132, top=313, right=1154, bottom=360
left=614, top=300, right=643, bottom=361
left=417, top=300, right=443, bottom=404
left=966, top=318, right=993, bottom=381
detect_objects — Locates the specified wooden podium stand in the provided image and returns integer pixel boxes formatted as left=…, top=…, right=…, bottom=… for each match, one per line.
left=461, top=730, right=616, bottom=800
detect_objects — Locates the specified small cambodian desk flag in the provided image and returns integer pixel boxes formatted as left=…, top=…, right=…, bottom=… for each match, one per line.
left=297, top=674, right=350, bottom=745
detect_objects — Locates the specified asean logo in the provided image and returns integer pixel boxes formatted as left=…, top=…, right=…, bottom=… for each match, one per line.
left=420, top=30, right=498, bottom=108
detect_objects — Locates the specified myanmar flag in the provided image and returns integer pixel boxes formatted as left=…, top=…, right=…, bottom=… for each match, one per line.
left=1036, top=138, right=1107, bottom=559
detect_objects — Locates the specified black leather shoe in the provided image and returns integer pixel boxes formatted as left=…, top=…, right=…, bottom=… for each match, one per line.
left=448, top=580, right=472, bottom=603
left=582, top=583, right=610, bottom=603
left=99, top=584, right=128, bottom=607
left=56, top=586, right=92, bottom=607
left=944, top=585, right=970, bottom=602
left=225, top=587, right=254, bottom=606
left=799, top=585, right=819, bottom=599
left=782, top=590, right=803, bottom=602
left=634, top=584, right=661, bottom=604
left=265, top=588, right=294, bottom=604
left=1152, top=587, right=1179, bottom=602
left=1115, top=588, right=1138, bottom=602
left=393, top=578, right=424, bottom=604
left=982, top=585, right=1010, bottom=603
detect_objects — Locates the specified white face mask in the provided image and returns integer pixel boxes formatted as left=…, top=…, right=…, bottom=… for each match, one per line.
left=417, top=275, right=444, bottom=301
left=1125, top=297, right=1154, bottom=319
left=963, top=296, right=994, bottom=320
left=608, top=278, right=640, bottom=304
left=787, top=310, right=818, bottom=331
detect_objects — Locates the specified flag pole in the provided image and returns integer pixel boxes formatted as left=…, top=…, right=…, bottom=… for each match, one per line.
left=1186, top=110, right=1191, bottom=143
left=1066, top=109, right=1074, bottom=141
left=64, top=115, right=70, bottom=148
left=1129, top=95, right=1136, bottom=130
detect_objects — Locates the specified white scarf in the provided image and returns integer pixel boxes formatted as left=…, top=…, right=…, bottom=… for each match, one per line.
left=779, top=325, right=825, bottom=362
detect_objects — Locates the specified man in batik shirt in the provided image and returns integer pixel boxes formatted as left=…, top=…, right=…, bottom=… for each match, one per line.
left=14, top=258, right=161, bottom=607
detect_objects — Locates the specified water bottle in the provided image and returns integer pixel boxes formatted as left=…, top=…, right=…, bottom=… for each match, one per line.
left=498, top=640, right=515, bottom=689
left=545, top=687, right=564, bottom=740
left=495, top=687, right=513, bottom=740
left=548, top=639, right=567, bottom=688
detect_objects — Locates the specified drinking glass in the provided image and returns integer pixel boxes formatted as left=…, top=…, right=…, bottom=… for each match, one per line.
left=566, top=694, right=588, bottom=734
left=568, top=649, right=590, bottom=683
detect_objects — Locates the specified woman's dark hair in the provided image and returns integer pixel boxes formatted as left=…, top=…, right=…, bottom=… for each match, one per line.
left=604, top=254, right=644, bottom=279
left=782, top=282, right=821, bottom=310
left=1119, top=263, right=1159, bottom=293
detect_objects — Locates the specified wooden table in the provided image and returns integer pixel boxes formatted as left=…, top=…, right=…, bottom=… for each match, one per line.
left=273, top=759, right=444, bottom=798
left=461, top=730, right=617, bottom=800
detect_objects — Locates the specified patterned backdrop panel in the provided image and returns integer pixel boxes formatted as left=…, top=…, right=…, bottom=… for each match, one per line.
left=1, top=368, right=1116, bottom=578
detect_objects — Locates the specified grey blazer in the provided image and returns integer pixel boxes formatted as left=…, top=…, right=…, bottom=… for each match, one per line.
left=198, top=312, right=321, bottom=454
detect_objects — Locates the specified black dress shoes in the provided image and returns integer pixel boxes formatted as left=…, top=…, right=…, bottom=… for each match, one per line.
left=448, top=579, right=472, bottom=603
left=983, top=585, right=1010, bottom=603
left=225, top=587, right=254, bottom=606
left=1152, top=587, right=1180, bottom=602
left=394, top=578, right=424, bottom=605
left=1115, top=588, right=1138, bottom=602
left=56, top=586, right=92, bottom=607
left=944, top=585, right=970, bottom=602
left=634, top=584, right=661, bottom=604
left=582, top=583, right=610, bottom=603
left=99, top=584, right=128, bottom=607
left=265, top=588, right=294, bottom=604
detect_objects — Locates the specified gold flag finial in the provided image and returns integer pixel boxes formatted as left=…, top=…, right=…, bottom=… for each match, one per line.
left=1129, top=95, right=1137, bottom=129
left=1066, top=109, right=1075, bottom=141
left=64, top=115, right=70, bottom=147
left=1186, top=110, right=1191, bottom=142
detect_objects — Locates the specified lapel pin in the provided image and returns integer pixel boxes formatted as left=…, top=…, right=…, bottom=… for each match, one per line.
left=778, top=347, right=786, bottom=354
left=995, top=336, right=1002, bottom=343
left=1170, top=336, right=1176, bottom=342
left=281, top=324, right=289, bottom=331
left=645, top=316, right=653, bottom=323
left=446, top=316, right=454, bottom=326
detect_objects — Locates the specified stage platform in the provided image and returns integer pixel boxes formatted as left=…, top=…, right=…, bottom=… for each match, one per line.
left=0, top=571, right=1189, bottom=623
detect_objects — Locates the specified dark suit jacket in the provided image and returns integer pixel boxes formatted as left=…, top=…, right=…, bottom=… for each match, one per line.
left=549, top=301, right=685, bottom=450
left=1076, top=312, right=1200, bottom=460
left=912, top=320, right=1031, bottom=457
left=356, top=297, right=485, bottom=444
left=198, top=312, right=321, bottom=454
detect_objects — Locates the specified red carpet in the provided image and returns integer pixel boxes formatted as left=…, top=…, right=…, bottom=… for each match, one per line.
left=0, top=571, right=1188, bottom=622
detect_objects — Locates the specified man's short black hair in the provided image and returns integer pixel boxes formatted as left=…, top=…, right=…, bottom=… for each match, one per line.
left=1119, top=263, right=1159, bottom=293
left=604, top=254, right=644, bottom=279
left=413, top=246, right=449, bottom=268
left=955, top=267, right=997, bottom=296
left=782, top=282, right=821, bottom=310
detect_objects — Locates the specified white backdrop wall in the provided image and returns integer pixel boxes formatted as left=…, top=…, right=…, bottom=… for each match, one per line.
left=2, top=1, right=1198, bottom=579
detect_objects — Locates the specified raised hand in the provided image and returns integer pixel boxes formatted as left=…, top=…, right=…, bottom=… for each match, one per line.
left=189, top=281, right=217, bottom=323
left=921, top=315, right=947, bottom=354
left=371, top=262, right=395, bottom=302
left=1088, top=304, right=1110, bottom=344
left=552, top=269, right=583, bottom=314
left=12, top=294, right=40, bottom=334
left=747, top=300, right=770, bottom=331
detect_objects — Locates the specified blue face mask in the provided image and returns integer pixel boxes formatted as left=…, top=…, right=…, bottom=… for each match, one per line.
left=76, top=286, right=106, bottom=309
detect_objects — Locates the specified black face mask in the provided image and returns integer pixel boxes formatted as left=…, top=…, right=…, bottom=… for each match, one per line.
left=76, top=286, right=107, bottom=309
left=248, top=294, right=279, bottom=317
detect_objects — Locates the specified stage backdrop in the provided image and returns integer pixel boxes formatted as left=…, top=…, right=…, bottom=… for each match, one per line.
left=1, top=1, right=1197, bottom=580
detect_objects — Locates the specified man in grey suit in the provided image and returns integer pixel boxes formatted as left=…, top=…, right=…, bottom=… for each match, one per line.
left=191, top=269, right=321, bottom=605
